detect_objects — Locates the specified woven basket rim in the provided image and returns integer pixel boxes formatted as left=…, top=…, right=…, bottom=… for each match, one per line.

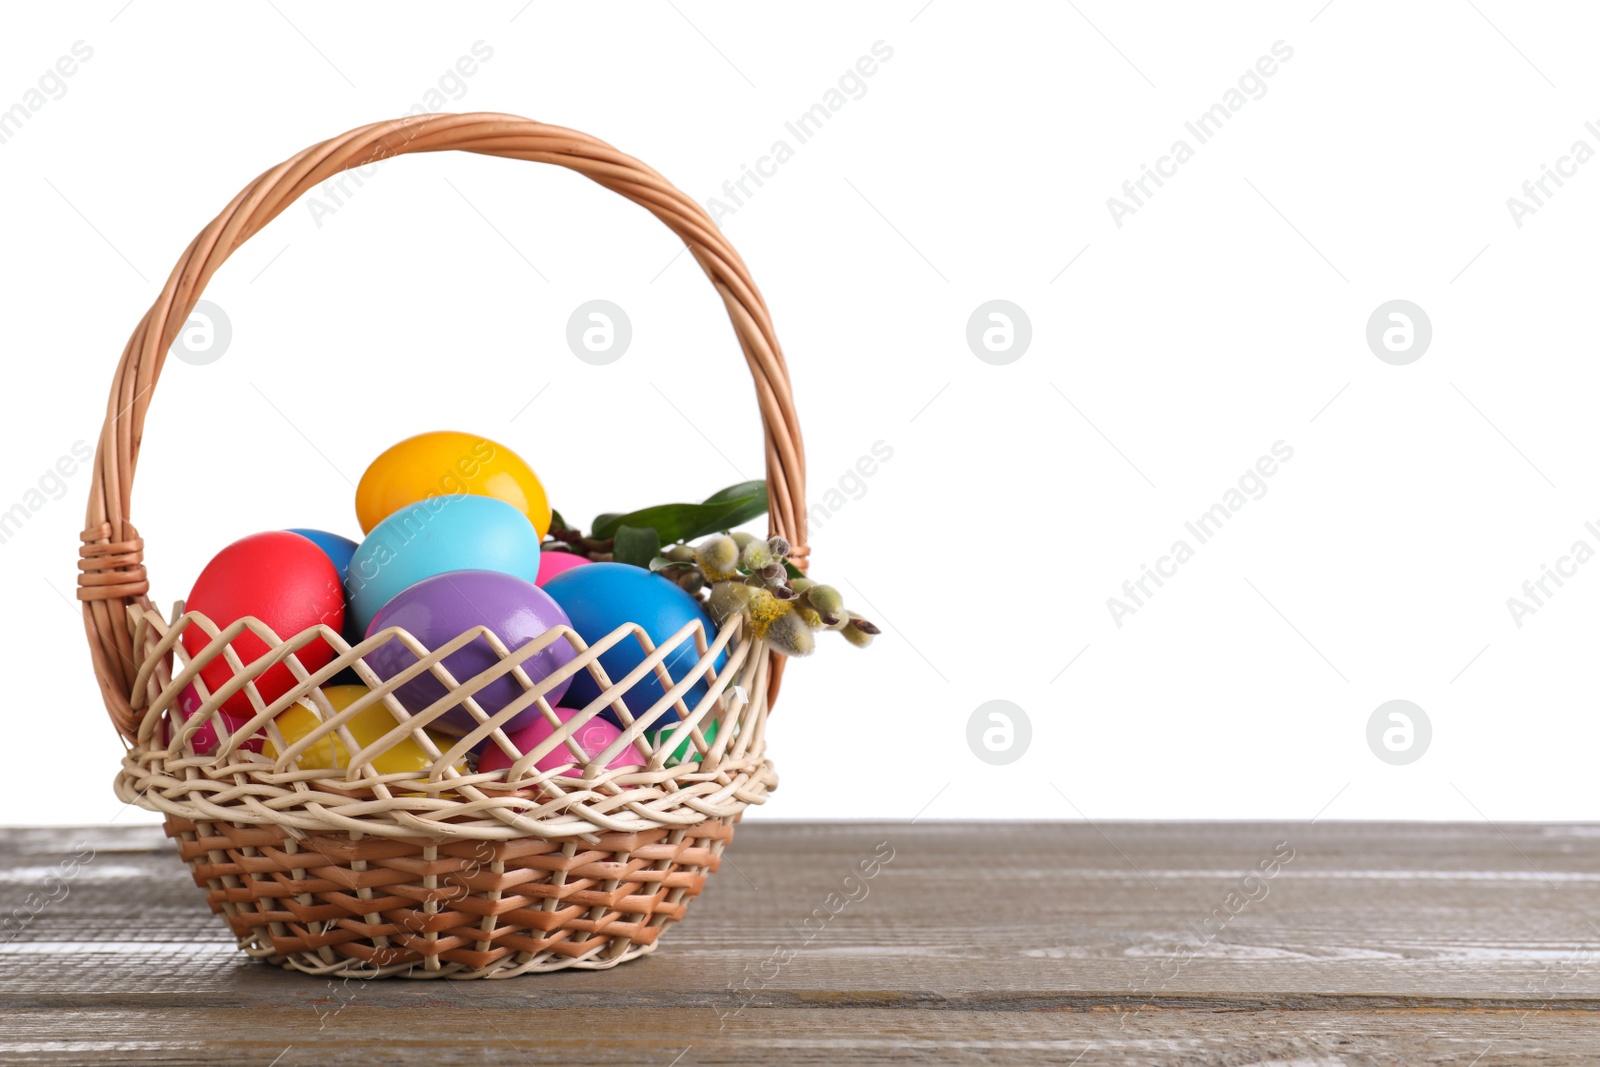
left=119, top=595, right=778, bottom=841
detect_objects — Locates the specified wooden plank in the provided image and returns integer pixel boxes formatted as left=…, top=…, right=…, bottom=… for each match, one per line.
left=0, top=1007, right=1595, bottom=1065
left=1, top=822, right=1597, bottom=1063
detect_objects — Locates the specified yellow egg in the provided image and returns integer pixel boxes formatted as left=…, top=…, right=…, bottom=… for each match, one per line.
left=355, top=431, right=552, bottom=538
left=265, top=684, right=461, bottom=777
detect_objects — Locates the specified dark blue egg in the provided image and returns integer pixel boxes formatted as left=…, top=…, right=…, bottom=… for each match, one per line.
left=287, top=528, right=362, bottom=645
left=286, top=528, right=359, bottom=584
left=543, top=563, right=728, bottom=729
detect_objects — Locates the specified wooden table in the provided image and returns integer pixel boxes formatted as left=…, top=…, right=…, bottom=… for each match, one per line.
left=2, top=821, right=1597, bottom=1064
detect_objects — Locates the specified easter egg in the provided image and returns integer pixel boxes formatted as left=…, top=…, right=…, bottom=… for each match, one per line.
left=263, top=684, right=461, bottom=777
left=345, top=494, right=542, bottom=638
left=288, top=528, right=363, bottom=643
left=647, top=717, right=720, bottom=765
left=478, top=707, right=644, bottom=777
left=355, top=430, right=552, bottom=539
left=161, top=683, right=263, bottom=756
left=536, top=550, right=589, bottom=587
left=181, top=532, right=344, bottom=716
left=285, top=529, right=359, bottom=585
left=544, top=563, right=727, bottom=729
left=362, top=569, right=576, bottom=736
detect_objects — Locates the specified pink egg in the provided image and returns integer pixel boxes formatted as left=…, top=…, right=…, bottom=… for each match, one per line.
left=479, top=707, right=644, bottom=776
left=535, top=550, right=590, bottom=587
left=161, top=683, right=263, bottom=756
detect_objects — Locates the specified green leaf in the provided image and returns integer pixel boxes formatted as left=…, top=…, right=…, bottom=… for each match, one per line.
left=594, top=504, right=711, bottom=543
left=687, top=480, right=770, bottom=540
left=702, top=480, right=766, bottom=506
left=549, top=508, right=568, bottom=535
left=783, top=560, right=805, bottom=579
left=591, top=513, right=623, bottom=538
left=591, top=483, right=768, bottom=545
left=612, top=525, right=661, bottom=569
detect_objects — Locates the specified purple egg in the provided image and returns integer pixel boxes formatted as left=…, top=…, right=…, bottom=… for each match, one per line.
left=362, top=569, right=576, bottom=736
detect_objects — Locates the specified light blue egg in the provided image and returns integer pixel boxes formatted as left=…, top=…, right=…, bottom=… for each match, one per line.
left=346, top=494, right=541, bottom=637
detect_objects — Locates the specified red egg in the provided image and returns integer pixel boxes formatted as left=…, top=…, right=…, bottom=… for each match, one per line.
left=181, top=531, right=344, bottom=716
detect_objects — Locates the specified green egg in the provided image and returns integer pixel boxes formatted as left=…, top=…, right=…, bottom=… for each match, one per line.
left=647, top=718, right=721, bottom=764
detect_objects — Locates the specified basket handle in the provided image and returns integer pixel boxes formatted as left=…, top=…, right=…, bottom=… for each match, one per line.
left=79, top=113, right=807, bottom=740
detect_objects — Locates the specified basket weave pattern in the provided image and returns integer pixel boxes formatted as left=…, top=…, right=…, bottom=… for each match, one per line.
left=76, top=114, right=805, bottom=977
left=165, top=817, right=735, bottom=976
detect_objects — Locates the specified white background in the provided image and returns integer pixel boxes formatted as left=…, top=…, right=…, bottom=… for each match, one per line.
left=3, top=1, right=1597, bottom=827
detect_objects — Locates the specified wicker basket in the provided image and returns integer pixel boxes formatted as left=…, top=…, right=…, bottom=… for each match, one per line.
left=77, top=113, right=805, bottom=979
